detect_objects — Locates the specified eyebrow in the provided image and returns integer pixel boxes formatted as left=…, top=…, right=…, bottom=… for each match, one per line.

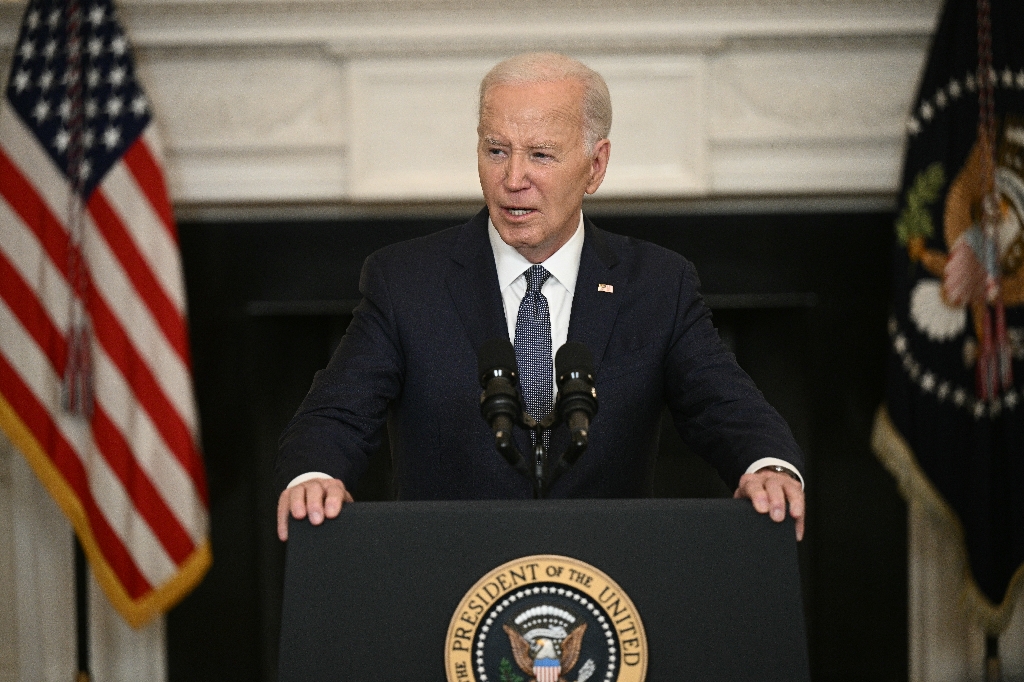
left=483, top=137, right=558, bottom=151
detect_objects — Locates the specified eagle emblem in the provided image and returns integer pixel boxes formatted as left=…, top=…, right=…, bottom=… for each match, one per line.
left=503, top=616, right=586, bottom=682
left=445, top=557, right=648, bottom=682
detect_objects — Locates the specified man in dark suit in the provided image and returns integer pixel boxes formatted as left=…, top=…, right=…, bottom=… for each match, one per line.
left=276, top=53, right=805, bottom=542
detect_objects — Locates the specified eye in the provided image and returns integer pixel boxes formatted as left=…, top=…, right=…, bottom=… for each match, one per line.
left=488, top=147, right=506, bottom=158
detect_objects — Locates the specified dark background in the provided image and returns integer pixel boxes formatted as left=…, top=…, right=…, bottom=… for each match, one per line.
left=167, top=208, right=907, bottom=681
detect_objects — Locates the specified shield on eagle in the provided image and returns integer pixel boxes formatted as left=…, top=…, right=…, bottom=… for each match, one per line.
left=503, top=616, right=587, bottom=682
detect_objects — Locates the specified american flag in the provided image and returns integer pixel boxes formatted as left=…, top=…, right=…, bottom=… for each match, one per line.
left=0, top=0, right=210, bottom=627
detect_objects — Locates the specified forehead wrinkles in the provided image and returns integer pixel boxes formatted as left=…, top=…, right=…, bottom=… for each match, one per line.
left=478, top=82, right=586, bottom=146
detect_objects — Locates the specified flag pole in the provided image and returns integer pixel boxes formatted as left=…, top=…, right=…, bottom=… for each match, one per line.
left=75, top=536, right=90, bottom=682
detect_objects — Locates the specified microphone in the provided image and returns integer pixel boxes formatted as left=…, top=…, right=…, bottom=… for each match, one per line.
left=555, top=342, right=598, bottom=462
left=478, top=338, right=523, bottom=467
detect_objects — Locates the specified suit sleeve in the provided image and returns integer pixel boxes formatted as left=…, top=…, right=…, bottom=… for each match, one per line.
left=663, top=261, right=805, bottom=489
left=275, top=252, right=404, bottom=493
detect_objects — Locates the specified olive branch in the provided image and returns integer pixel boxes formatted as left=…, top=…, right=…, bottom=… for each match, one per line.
left=499, top=657, right=524, bottom=682
left=895, top=162, right=946, bottom=246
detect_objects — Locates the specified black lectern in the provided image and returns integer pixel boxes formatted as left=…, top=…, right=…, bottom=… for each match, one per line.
left=278, top=499, right=809, bottom=682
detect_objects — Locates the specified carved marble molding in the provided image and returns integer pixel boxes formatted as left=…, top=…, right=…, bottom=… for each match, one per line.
left=0, top=0, right=941, bottom=205
left=1, top=0, right=940, bottom=52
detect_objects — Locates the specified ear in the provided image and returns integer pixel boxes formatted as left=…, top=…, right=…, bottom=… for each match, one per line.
left=585, top=138, right=611, bottom=195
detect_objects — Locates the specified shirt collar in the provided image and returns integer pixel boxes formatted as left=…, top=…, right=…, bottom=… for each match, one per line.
left=487, top=213, right=585, bottom=293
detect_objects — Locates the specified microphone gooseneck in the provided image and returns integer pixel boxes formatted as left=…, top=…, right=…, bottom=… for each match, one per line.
left=478, top=338, right=527, bottom=474
left=477, top=339, right=599, bottom=497
left=555, top=342, right=598, bottom=466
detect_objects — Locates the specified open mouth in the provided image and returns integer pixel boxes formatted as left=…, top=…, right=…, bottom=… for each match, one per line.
left=505, top=207, right=535, bottom=216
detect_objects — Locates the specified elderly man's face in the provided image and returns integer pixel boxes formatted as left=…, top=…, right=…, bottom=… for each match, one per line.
left=477, top=79, right=610, bottom=263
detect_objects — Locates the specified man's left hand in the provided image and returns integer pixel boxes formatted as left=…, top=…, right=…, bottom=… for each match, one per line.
left=733, top=470, right=805, bottom=541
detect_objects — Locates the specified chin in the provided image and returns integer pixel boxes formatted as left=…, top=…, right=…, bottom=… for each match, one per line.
left=501, top=235, right=536, bottom=252
left=495, top=222, right=538, bottom=244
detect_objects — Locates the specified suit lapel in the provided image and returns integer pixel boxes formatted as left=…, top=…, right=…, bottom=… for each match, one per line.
left=567, top=219, right=622, bottom=376
left=445, top=209, right=509, bottom=352
left=447, top=212, right=622, bottom=477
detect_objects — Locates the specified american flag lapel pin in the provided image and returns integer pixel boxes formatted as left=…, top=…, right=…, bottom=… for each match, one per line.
left=597, top=283, right=614, bottom=293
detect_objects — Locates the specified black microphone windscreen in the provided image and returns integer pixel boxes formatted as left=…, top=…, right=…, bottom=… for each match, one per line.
left=555, top=342, right=594, bottom=377
left=478, top=338, right=517, bottom=377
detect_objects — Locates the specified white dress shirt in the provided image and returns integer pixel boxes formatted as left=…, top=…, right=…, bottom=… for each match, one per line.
left=488, top=214, right=585, bottom=397
left=288, top=210, right=802, bottom=489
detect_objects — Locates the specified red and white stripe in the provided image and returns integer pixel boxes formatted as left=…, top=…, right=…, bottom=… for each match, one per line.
left=533, top=664, right=562, bottom=682
left=0, top=98, right=209, bottom=624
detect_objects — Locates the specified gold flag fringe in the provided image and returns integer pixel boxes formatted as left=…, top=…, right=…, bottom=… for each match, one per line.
left=0, top=391, right=211, bottom=628
left=871, top=404, right=1024, bottom=635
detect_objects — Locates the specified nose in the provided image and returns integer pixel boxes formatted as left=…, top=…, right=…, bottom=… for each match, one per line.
left=503, top=151, right=530, bottom=192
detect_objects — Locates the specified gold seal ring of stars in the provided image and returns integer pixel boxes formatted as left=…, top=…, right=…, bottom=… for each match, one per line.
left=445, top=555, right=648, bottom=682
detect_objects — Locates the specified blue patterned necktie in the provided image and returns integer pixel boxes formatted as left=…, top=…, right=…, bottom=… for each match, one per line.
left=514, top=265, right=553, bottom=448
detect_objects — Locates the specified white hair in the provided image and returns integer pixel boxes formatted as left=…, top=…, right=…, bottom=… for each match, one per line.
left=479, top=52, right=612, bottom=152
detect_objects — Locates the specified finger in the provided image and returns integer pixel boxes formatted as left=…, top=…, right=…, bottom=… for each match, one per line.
left=735, top=475, right=770, bottom=514
left=764, top=477, right=787, bottom=523
left=306, top=481, right=327, bottom=525
left=749, top=479, right=771, bottom=514
left=289, top=485, right=309, bottom=525
left=323, top=480, right=348, bottom=519
left=786, top=484, right=805, bottom=521
left=785, top=485, right=806, bottom=541
left=277, top=489, right=291, bottom=542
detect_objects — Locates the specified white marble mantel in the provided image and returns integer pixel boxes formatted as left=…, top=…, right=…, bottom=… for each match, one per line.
left=0, top=0, right=941, bottom=208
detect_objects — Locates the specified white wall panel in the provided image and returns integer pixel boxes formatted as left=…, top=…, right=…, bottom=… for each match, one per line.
left=347, top=58, right=489, bottom=200
left=591, top=56, right=709, bottom=197
left=137, top=52, right=348, bottom=201
left=712, top=138, right=904, bottom=194
left=165, top=149, right=348, bottom=203
left=347, top=55, right=712, bottom=200
left=709, top=45, right=925, bottom=193
left=711, top=47, right=924, bottom=140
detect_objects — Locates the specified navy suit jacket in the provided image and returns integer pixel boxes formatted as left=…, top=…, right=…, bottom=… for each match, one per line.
left=276, top=209, right=803, bottom=498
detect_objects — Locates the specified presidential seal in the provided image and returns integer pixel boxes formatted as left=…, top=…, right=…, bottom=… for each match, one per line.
left=445, top=555, right=647, bottom=682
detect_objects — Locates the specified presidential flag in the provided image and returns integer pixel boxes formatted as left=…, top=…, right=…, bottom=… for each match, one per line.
left=873, top=0, right=1024, bottom=635
left=0, top=0, right=210, bottom=626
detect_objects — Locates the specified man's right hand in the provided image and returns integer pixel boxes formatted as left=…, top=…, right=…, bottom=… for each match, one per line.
left=276, top=477, right=353, bottom=541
